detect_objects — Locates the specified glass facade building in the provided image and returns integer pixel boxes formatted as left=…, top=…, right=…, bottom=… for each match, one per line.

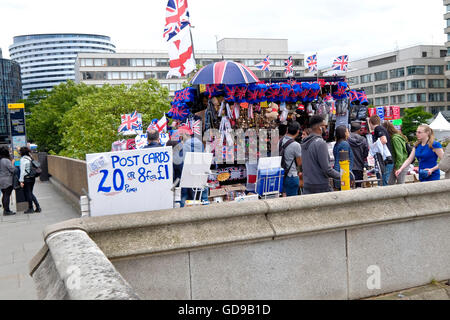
left=9, top=33, right=115, bottom=98
left=0, top=58, right=22, bottom=144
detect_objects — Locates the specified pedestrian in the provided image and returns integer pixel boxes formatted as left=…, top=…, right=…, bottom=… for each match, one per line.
left=301, top=115, right=340, bottom=195
left=19, top=147, right=41, bottom=214
left=438, top=144, right=450, bottom=179
left=278, top=121, right=302, bottom=197
left=395, top=125, right=444, bottom=182
left=144, top=129, right=162, bottom=149
left=368, top=115, right=394, bottom=186
left=333, top=126, right=354, bottom=190
left=0, top=147, right=16, bottom=216
left=382, top=121, right=409, bottom=185
left=348, top=122, right=369, bottom=188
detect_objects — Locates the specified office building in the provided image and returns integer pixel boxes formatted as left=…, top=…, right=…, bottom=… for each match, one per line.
left=444, top=0, right=450, bottom=79
left=9, top=33, right=116, bottom=98
left=346, top=45, right=449, bottom=115
left=0, top=56, right=22, bottom=144
left=75, top=38, right=305, bottom=96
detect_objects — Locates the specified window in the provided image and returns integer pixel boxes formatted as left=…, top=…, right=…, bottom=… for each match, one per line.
left=440, top=50, right=447, bottom=58
left=422, top=52, right=427, bottom=58
left=360, top=74, right=372, bottom=83
left=82, top=72, right=93, bottom=80
left=429, top=79, right=445, bottom=89
left=144, top=72, right=157, bottom=79
left=94, top=59, right=106, bottom=67
left=347, top=76, right=359, bottom=85
left=156, top=71, right=168, bottom=79
left=375, top=84, right=388, bottom=94
left=144, top=59, right=155, bottom=67
left=428, top=66, right=444, bottom=75
left=390, top=95, right=405, bottom=104
left=156, top=59, right=169, bottom=67
left=407, top=80, right=426, bottom=89
left=361, top=86, right=374, bottom=95
left=368, top=56, right=396, bottom=67
left=374, top=71, right=388, bottom=81
left=169, top=83, right=178, bottom=91
left=429, top=93, right=445, bottom=102
left=389, top=68, right=405, bottom=79
left=119, top=59, right=130, bottom=67
left=375, top=97, right=389, bottom=105
left=107, top=59, right=119, bottom=67
left=293, top=59, right=303, bottom=67
left=407, top=65, right=425, bottom=75
left=407, top=93, right=426, bottom=103
left=84, top=59, right=93, bottom=67
left=390, top=81, right=405, bottom=92
left=120, top=72, right=128, bottom=79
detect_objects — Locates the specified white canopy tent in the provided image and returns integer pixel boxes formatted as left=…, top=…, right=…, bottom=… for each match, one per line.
left=429, top=112, right=450, bottom=142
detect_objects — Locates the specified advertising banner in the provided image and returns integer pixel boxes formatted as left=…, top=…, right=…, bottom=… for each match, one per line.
left=86, top=147, right=174, bottom=217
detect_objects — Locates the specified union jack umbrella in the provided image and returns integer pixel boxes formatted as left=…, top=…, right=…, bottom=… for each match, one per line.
left=332, top=55, right=349, bottom=72
left=254, top=56, right=271, bottom=71
left=284, top=56, right=294, bottom=76
left=306, top=54, right=318, bottom=73
left=118, top=111, right=142, bottom=133
left=190, top=60, right=260, bottom=85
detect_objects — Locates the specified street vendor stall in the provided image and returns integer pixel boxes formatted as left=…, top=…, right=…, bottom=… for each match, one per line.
left=165, top=60, right=371, bottom=203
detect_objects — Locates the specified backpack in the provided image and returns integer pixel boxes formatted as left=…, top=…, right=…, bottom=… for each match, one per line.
left=279, top=138, right=296, bottom=178
left=25, top=156, right=42, bottom=178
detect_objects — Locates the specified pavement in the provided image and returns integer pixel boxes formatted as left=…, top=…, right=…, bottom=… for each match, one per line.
left=0, top=180, right=79, bottom=300
left=0, top=180, right=449, bottom=300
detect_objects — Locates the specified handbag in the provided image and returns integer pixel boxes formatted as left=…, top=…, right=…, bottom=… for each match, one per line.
left=12, top=172, right=20, bottom=190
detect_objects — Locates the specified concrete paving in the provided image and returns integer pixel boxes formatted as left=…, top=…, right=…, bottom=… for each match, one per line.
left=0, top=180, right=79, bottom=300
left=366, top=281, right=450, bottom=300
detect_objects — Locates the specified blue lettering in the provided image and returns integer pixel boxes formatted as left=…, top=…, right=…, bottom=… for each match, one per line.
left=111, top=156, right=120, bottom=169
left=113, top=169, right=125, bottom=191
left=98, top=170, right=111, bottom=193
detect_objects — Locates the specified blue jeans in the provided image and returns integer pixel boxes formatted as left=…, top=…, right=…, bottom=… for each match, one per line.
left=383, top=163, right=394, bottom=186
left=283, top=176, right=300, bottom=197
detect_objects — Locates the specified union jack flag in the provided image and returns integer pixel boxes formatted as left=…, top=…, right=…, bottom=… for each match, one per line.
left=254, top=56, right=271, bottom=71
left=284, top=56, right=294, bottom=76
left=163, top=0, right=190, bottom=42
left=118, top=111, right=142, bottom=133
left=306, top=54, right=318, bottom=73
left=189, top=118, right=202, bottom=136
left=332, top=55, right=349, bottom=72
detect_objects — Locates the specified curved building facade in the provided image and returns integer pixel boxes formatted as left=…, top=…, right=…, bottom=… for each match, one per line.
left=9, top=33, right=116, bottom=97
left=0, top=58, right=22, bottom=144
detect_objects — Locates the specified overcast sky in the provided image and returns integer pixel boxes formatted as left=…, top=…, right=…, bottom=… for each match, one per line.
left=0, top=0, right=446, bottom=68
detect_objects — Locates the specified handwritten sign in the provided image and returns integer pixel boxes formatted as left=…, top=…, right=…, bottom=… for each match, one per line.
left=86, top=147, right=174, bottom=217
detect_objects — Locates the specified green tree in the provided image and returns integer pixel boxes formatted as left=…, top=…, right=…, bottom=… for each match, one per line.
left=59, top=80, right=170, bottom=159
left=401, top=106, right=433, bottom=142
left=26, top=81, right=99, bottom=153
left=19, top=89, right=50, bottom=115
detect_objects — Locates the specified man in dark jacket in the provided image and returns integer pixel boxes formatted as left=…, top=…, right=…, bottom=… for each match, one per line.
left=301, top=115, right=340, bottom=195
left=348, top=122, right=369, bottom=188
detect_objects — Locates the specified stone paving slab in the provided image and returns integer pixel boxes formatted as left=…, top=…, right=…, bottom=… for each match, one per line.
left=0, top=180, right=79, bottom=300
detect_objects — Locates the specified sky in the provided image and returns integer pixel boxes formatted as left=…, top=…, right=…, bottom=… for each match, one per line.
left=0, top=0, right=447, bottom=68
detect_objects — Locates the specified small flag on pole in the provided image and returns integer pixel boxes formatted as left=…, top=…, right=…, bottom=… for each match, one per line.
left=284, top=56, right=294, bottom=76
left=332, top=55, right=349, bottom=72
left=306, top=54, right=318, bottom=73
left=118, top=111, right=142, bottom=134
left=254, top=56, right=271, bottom=71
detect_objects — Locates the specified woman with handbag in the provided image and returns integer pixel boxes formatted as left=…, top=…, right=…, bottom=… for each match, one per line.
left=19, top=147, right=41, bottom=214
left=395, top=125, right=444, bottom=182
left=0, top=147, right=16, bottom=215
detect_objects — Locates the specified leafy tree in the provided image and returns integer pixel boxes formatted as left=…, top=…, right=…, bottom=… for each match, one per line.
left=59, top=80, right=170, bottom=159
left=19, top=89, right=50, bottom=115
left=401, top=106, right=433, bottom=142
left=26, top=81, right=99, bottom=153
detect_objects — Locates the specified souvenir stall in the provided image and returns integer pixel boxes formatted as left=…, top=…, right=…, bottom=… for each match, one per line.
left=166, top=61, right=369, bottom=202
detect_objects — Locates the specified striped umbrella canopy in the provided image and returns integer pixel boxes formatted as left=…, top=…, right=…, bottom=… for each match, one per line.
left=190, top=60, right=260, bottom=85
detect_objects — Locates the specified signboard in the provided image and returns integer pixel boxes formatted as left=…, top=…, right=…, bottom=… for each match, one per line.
left=12, top=136, right=27, bottom=166
left=8, top=104, right=27, bottom=167
left=86, top=147, right=174, bottom=217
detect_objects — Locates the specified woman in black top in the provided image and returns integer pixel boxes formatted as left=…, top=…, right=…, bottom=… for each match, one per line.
left=0, top=147, right=16, bottom=215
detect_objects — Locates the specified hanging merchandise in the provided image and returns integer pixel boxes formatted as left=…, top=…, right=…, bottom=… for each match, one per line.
left=126, top=139, right=136, bottom=150
left=333, top=82, right=348, bottom=100
left=356, top=91, right=369, bottom=105
left=167, top=102, right=190, bottom=121
left=233, top=103, right=240, bottom=119
left=246, top=84, right=259, bottom=105
left=224, top=85, right=236, bottom=103
left=392, top=106, right=401, bottom=120
left=384, top=106, right=393, bottom=121
left=299, top=82, right=311, bottom=102
left=234, top=84, right=248, bottom=103
left=111, top=140, right=127, bottom=152
left=335, top=96, right=349, bottom=116
left=368, top=106, right=376, bottom=117
left=376, top=106, right=385, bottom=121
left=279, top=84, right=292, bottom=102
left=256, top=84, right=268, bottom=103
left=173, top=87, right=197, bottom=104
left=205, top=84, right=224, bottom=98
left=306, top=82, right=321, bottom=102
left=135, top=134, right=148, bottom=149
left=267, top=84, right=281, bottom=103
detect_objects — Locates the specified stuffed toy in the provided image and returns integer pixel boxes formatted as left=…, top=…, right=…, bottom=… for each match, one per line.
left=266, top=103, right=279, bottom=121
